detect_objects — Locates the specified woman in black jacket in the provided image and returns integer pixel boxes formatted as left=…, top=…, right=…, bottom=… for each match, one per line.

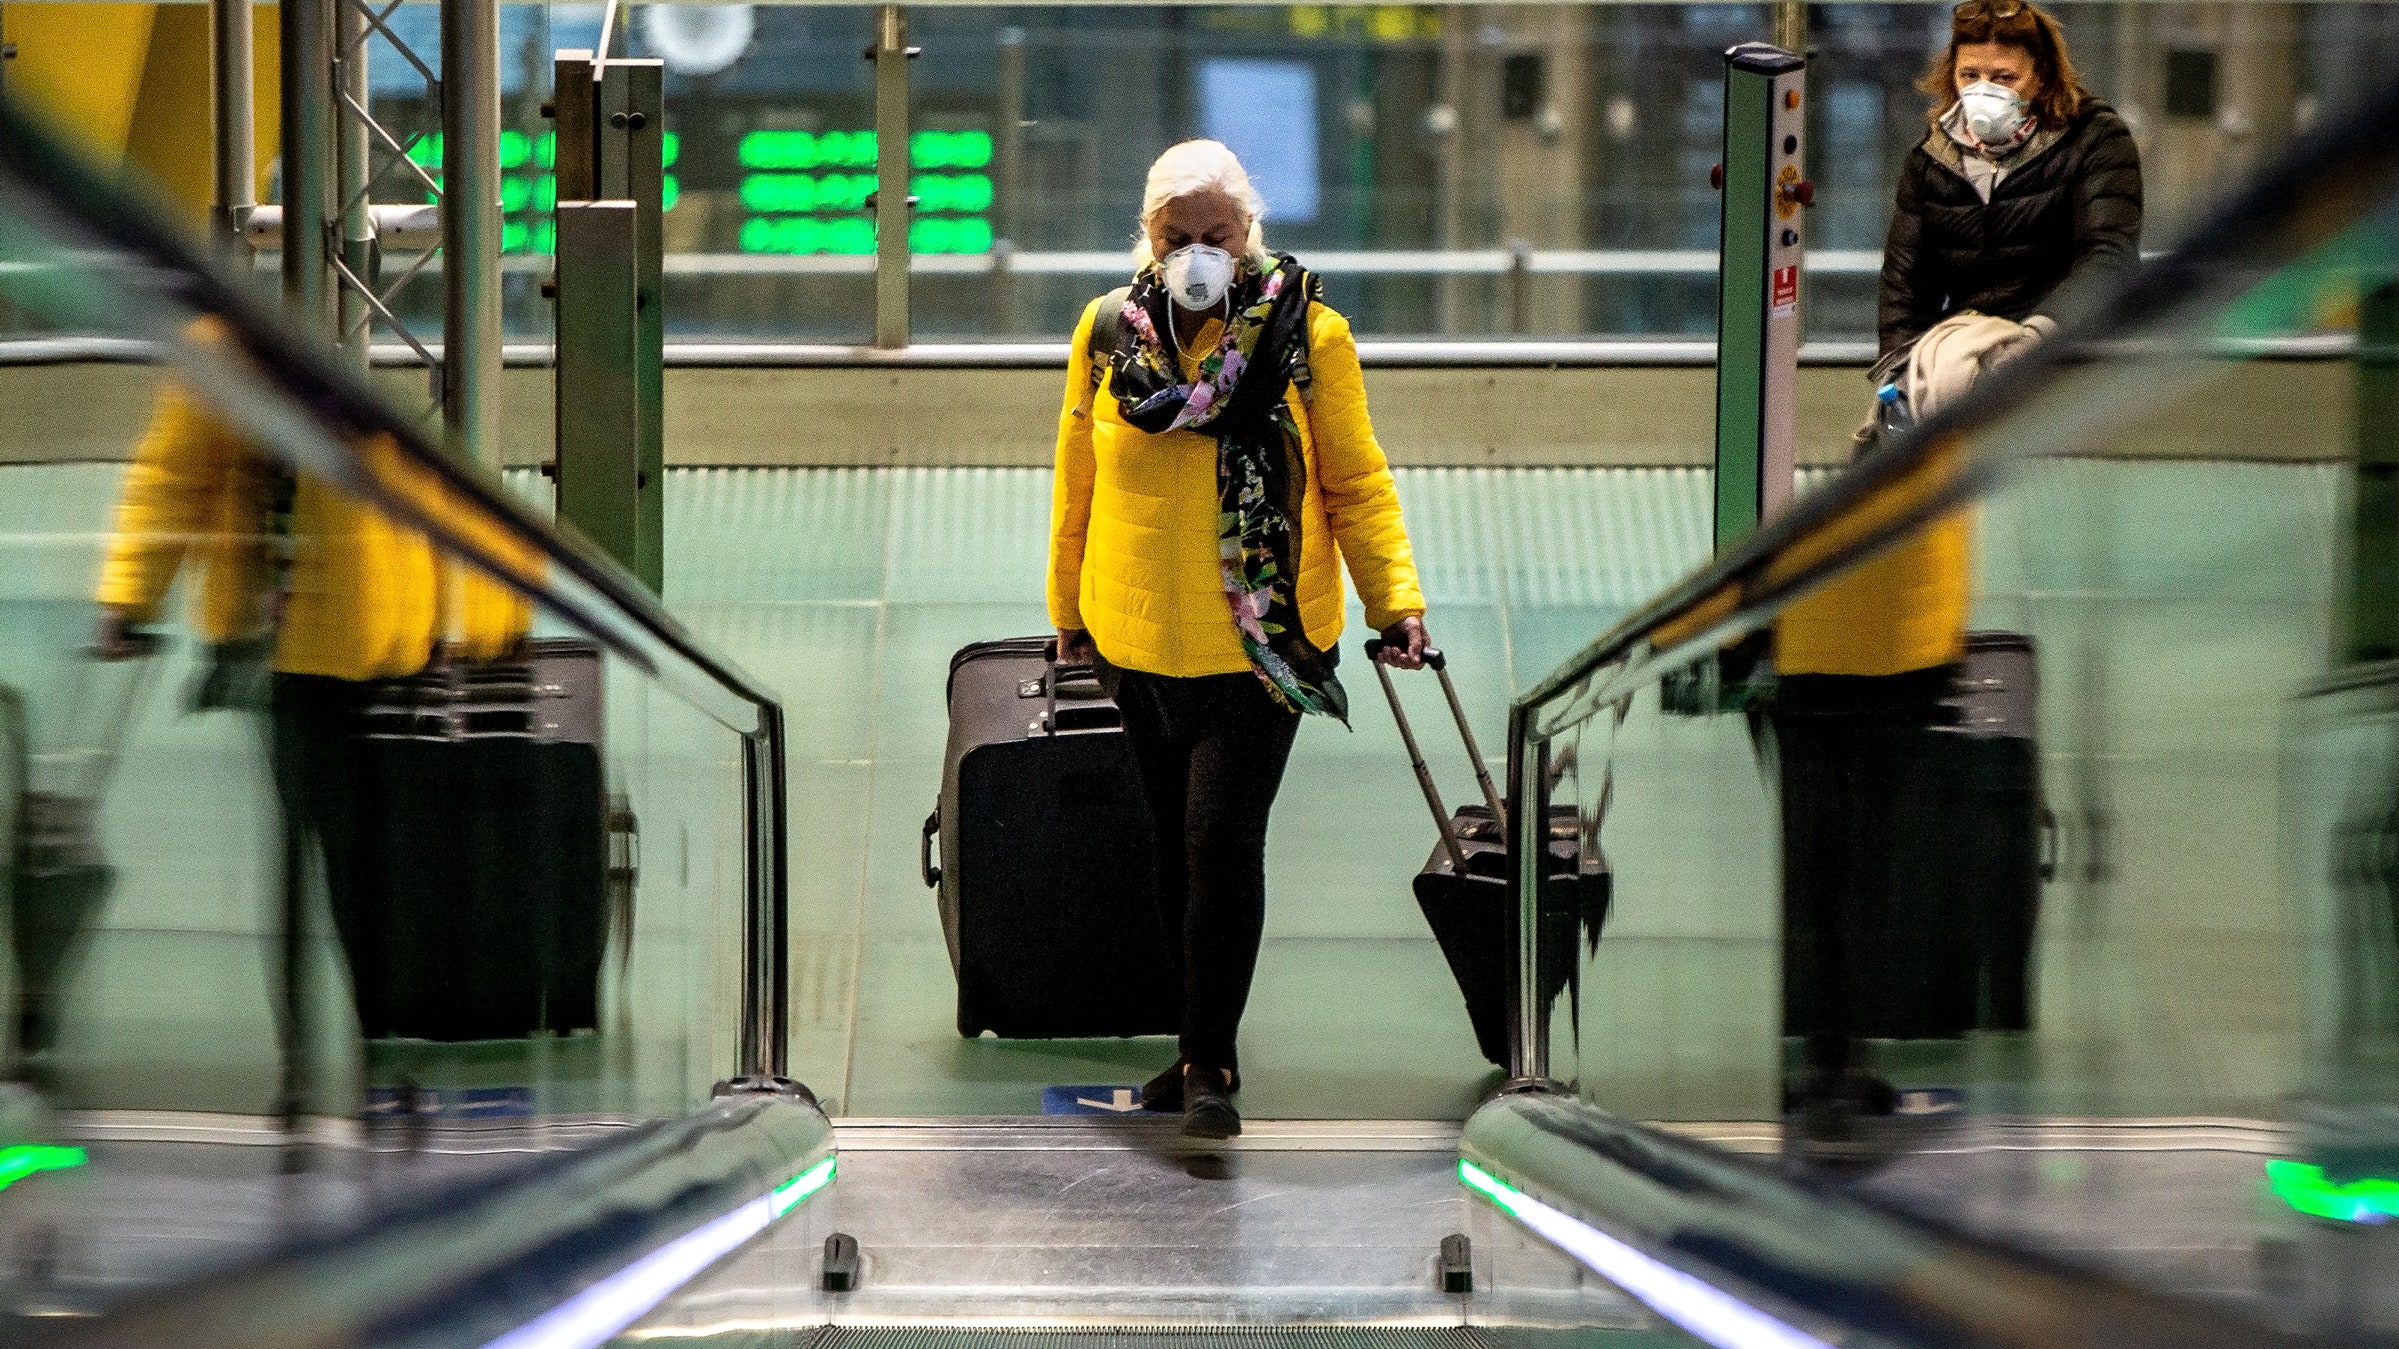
left=1879, top=0, right=2143, bottom=363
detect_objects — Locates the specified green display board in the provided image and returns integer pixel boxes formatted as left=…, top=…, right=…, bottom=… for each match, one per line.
left=735, top=127, right=994, bottom=256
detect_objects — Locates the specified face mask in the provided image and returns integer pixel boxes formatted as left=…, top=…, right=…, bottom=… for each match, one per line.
left=1957, top=80, right=2030, bottom=146
left=1160, top=243, right=1236, bottom=311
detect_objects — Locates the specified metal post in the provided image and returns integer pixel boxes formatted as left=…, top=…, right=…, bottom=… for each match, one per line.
left=333, top=0, right=371, bottom=371
left=1711, top=43, right=1806, bottom=553
left=552, top=50, right=598, bottom=204
left=871, top=5, right=912, bottom=349
left=209, top=0, right=255, bottom=251
left=553, top=202, right=641, bottom=571
left=1433, top=4, right=1468, bottom=334
left=442, top=0, right=502, bottom=465
left=1506, top=237, right=1532, bottom=335
left=1505, top=710, right=1550, bottom=1084
left=281, top=0, right=333, bottom=332
left=740, top=708, right=790, bottom=1079
left=600, top=58, right=665, bottom=593
left=1771, top=2, right=1806, bottom=58
left=994, top=26, right=1024, bottom=336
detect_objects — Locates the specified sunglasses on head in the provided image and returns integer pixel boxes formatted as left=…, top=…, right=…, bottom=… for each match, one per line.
left=1954, top=0, right=2028, bottom=19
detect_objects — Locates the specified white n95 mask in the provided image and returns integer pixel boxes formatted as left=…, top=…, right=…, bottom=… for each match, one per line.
left=1958, top=81, right=2030, bottom=146
left=1161, top=244, right=1236, bottom=311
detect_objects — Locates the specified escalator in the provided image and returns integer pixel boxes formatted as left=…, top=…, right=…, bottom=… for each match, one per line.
left=0, top=37, right=2397, bottom=1349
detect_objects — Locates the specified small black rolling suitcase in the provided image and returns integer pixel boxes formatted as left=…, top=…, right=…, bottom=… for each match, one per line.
left=1366, top=641, right=1609, bottom=1069
left=922, top=638, right=1179, bottom=1039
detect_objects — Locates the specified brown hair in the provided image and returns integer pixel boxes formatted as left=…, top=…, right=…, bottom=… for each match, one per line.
left=1918, top=0, right=2088, bottom=132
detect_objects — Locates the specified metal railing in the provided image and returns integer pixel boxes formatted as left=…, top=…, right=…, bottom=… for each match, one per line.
left=65, top=1093, right=835, bottom=1347
left=0, top=91, right=795, bottom=1085
left=1459, top=1092, right=2319, bottom=1349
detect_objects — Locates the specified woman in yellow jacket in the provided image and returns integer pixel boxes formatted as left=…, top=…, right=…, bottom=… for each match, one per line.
left=1049, top=141, right=1428, bottom=1138
left=91, top=371, right=532, bottom=1052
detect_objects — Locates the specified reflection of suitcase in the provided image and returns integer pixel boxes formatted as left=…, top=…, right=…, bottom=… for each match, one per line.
left=349, top=640, right=608, bottom=1042
left=1915, top=631, right=2044, bottom=1035
left=922, top=638, right=1178, bottom=1040
left=1367, top=643, right=1610, bottom=1069
left=1780, top=633, right=2044, bottom=1043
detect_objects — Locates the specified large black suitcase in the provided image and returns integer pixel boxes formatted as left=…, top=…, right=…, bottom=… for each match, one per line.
left=1366, top=642, right=1609, bottom=1069
left=346, top=640, right=610, bottom=1042
left=922, top=637, right=1179, bottom=1039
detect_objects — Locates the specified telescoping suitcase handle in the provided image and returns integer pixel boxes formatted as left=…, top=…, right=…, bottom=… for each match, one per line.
left=1363, top=639, right=1506, bottom=876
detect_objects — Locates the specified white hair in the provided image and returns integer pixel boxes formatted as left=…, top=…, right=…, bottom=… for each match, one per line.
left=1131, top=139, right=1268, bottom=269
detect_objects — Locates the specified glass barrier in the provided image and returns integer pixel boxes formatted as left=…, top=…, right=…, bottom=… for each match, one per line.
left=0, top=97, right=786, bottom=1317
left=1502, top=66, right=2399, bottom=1334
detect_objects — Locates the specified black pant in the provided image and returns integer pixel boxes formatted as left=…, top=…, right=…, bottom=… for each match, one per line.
left=1771, top=667, right=1954, bottom=1085
left=270, top=674, right=378, bottom=1038
left=1107, top=666, right=1301, bottom=1073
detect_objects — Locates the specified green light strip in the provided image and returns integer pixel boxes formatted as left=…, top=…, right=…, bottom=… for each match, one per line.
left=1459, top=1158, right=1528, bottom=1214
left=2267, top=1159, right=2399, bottom=1224
left=769, top=1154, right=837, bottom=1218
left=0, top=1144, right=87, bottom=1193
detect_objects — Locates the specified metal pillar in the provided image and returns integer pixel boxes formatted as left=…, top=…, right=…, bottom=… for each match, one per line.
left=871, top=5, right=913, bottom=349
left=209, top=0, right=255, bottom=251
left=1711, top=43, right=1807, bottom=553
left=441, top=0, right=501, bottom=467
left=1771, top=2, right=1806, bottom=59
left=280, top=0, right=333, bottom=333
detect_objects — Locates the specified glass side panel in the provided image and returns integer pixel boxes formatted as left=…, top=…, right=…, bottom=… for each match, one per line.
left=0, top=161, right=761, bottom=1320
left=1512, top=132, right=2399, bottom=1336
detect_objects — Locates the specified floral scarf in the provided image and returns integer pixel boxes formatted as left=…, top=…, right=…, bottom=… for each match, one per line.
left=1105, top=252, right=1345, bottom=722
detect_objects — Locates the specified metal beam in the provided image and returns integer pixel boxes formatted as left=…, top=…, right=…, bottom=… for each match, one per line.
left=334, top=0, right=371, bottom=371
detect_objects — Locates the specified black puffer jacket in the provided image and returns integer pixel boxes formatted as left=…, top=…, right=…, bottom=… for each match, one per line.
left=1878, top=98, right=2143, bottom=357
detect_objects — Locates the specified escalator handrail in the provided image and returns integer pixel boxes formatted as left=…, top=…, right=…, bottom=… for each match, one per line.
left=1461, top=1091, right=2329, bottom=1349
left=1507, top=69, right=2399, bottom=729
left=42, top=1092, right=833, bottom=1349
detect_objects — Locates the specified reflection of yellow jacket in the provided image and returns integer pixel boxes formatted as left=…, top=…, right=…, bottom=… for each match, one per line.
left=1048, top=298, right=1426, bottom=678
left=1774, top=512, right=1971, bottom=677
left=96, top=381, right=531, bottom=681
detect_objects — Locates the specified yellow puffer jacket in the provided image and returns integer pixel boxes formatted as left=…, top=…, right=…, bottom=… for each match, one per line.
left=1048, top=296, right=1425, bottom=677
left=96, top=380, right=532, bottom=681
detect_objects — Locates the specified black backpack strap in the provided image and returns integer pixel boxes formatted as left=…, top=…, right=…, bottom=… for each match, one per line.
left=1072, top=286, right=1134, bottom=420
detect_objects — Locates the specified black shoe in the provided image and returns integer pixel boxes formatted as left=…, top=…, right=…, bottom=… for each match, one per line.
left=1181, top=1065, right=1240, bottom=1139
left=1141, top=1060, right=1241, bottom=1113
